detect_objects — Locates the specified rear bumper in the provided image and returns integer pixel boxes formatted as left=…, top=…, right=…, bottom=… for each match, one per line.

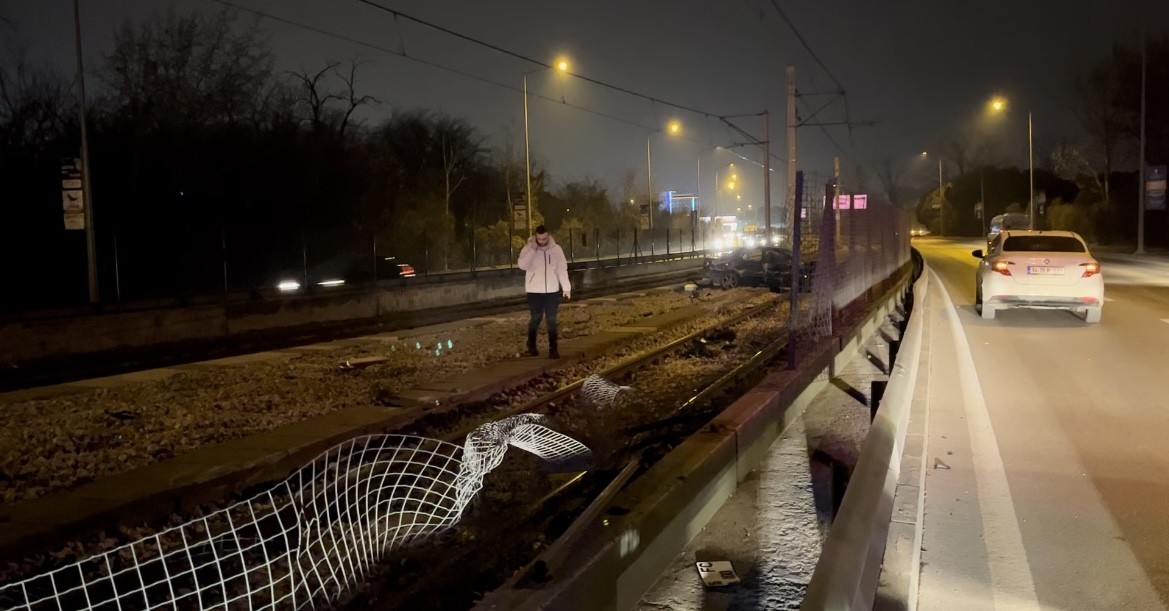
left=983, top=274, right=1103, bottom=310
left=986, top=296, right=1101, bottom=309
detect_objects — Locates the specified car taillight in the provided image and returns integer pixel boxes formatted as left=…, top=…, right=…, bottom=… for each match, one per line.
left=991, top=260, right=1012, bottom=276
left=1080, top=261, right=1101, bottom=277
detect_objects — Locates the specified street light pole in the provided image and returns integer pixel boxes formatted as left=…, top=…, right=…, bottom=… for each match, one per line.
left=521, top=59, right=570, bottom=238
left=980, top=166, right=987, bottom=236
left=937, top=157, right=945, bottom=237
left=714, top=170, right=720, bottom=219
left=1028, top=110, right=1035, bottom=229
left=646, top=134, right=655, bottom=255
left=1137, top=31, right=1148, bottom=255
left=73, top=0, right=99, bottom=303
left=696, top=155, right=701, bottom=216
left=522, top=74, right=533, bottom=236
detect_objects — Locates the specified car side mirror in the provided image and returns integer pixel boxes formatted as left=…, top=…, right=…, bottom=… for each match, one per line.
left=971, top=249, right=984, bottom=258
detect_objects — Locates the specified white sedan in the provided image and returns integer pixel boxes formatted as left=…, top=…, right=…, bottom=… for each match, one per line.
left=972, top=229, right=1103, bottom=323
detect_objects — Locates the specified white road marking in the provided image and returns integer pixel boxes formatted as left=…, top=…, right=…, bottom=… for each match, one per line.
left=933, top=269, right=1041, bottom=610
left=1161, top=319, right=1169, bottom=325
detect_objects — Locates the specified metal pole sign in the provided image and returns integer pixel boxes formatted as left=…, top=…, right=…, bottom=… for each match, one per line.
left=510, top=191, right=528, bottom=231
left=61, top=157, right=86, bottom=230
left=638, top=203, right=651, bottom=231
left=1148, top=165, right=1167, bottom=211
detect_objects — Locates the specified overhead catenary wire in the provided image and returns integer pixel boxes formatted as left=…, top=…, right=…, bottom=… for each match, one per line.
left=209, top=0, right=654, bottom=132
left=212, top=0, right=789, bottom=171
left=354, top=0, right=747, bottom=127
left=763, top=0, right=862, bottom=164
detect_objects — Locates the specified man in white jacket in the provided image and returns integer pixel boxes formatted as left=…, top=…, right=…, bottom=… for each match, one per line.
left=517, top=225, right=572, bottom=358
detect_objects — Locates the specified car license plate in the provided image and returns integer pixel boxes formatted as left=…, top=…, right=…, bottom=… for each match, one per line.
left=1027, top=266, right=1064, bottom=275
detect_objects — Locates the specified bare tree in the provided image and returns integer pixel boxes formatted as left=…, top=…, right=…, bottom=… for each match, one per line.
left=287, top=60, right=341, bottom=131
left=940, top=129, right=974, bottom=176
left=434, top=115, right=481, bottom=218
left=0, top=48, right=70, bottom=154
left=874, top=157, right=908, bottom=208
left=101, top=8, right=274, bottom=127
left=1070, top=52, right=1128, bottom=212
left=335, top=59, right=378, bottom=138
left=288, top=58, right=379, bottom=138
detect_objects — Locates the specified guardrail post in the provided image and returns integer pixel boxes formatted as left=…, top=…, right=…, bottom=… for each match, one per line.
left=870, top=380, right=886, bottom=421
left=832, top=460, right=850, bottom=517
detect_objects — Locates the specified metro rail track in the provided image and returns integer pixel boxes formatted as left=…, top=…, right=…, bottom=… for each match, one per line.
left=1, top=267, right=701, bottom=393
left=0, top=279, right=784, bottom=601
left=339, top=297, right=804, bottom=609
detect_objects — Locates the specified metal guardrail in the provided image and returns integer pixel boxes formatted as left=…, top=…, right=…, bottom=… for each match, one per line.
left=800, top=262, right=927, bottom=610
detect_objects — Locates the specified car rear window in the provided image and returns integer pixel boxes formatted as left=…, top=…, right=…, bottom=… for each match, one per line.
left=1002, top=235, right=1085, bottom=253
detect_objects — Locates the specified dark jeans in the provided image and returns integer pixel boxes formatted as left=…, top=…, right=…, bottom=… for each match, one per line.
left=526, top=292, right=561, bottom=337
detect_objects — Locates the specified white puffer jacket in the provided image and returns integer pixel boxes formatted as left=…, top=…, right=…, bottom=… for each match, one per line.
left=517, top=235, right=572, bottom=294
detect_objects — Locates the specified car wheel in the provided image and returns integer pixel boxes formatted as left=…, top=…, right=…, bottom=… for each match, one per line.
left=1084, top=307, right=1102, bottom=324
left=975, top=285, right=983, bottom=314
left=725, top=272, right=740, bottom=289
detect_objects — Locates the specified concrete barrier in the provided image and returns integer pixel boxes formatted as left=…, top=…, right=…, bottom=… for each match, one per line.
left=800, top=270, right=928, bottom=610
left=0, top=258, right=701, bottom=375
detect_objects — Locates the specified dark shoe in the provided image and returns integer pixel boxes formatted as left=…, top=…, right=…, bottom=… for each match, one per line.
left=527, top=331, right=539, bottom=356
left=548, top=347, right=560, bottom=359
left=548, top=331, right=559, bottom=359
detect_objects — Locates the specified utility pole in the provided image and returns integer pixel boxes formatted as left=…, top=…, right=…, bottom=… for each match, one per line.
left=938, top=157, right=944, bottom=237
left=523, top=74, right=533, bottom=237
left=834, top=157, right=842, bottom=248
left=980, top=167, right=987, bottom=237
left=1028, top=111, right=1035, bottom=229
left=73, top=0, right=99, bottom=303
left=646, top=136, right=655, bottom=255
left=1137, top=31, right=1148, bottom=255
left=785, top=66, right=797, bottom=245
left=763, top=109, right=771, bottom=240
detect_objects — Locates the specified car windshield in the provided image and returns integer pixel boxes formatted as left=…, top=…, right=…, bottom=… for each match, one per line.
left=1002, top=235, right=1085, bottom=253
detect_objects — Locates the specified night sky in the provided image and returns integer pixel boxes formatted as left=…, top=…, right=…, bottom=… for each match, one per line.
left=4, top=0, right=1166, bottom=217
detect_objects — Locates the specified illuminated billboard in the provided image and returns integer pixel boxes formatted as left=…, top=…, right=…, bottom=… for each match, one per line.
left=834, top=193, right=868, bottom=210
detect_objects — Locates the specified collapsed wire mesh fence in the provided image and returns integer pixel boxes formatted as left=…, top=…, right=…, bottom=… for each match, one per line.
left=0, top=414, right=593, bottom=611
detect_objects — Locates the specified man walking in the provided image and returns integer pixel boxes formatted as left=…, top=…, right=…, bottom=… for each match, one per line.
left=518, top=225, right=572, bottom=358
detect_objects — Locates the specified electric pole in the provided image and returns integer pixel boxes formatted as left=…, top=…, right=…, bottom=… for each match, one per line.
left=785, top=66, right=797, bottom=245
left=73, top=0, right=99, bottom=303
left=763, top=109, right=771, bottom=239
left=1137, top=31, right=1148, bottom=255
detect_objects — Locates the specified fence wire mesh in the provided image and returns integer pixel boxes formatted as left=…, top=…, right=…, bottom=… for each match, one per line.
left=0, top=417, right=591, bottom=611
left=796, top=181, right=910, bottom=341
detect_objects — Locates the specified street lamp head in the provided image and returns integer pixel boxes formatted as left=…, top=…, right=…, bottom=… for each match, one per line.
left=667, top=120, right=681, bottom=135
left=555, top=57, right=570, bottom=73
left=920, top=151, right=928, bottom=157
left=988, top=95, right=1007, bottom=113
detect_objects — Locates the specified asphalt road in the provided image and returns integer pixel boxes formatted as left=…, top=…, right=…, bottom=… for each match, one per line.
left=913, top=237, right=1169, bottom=610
